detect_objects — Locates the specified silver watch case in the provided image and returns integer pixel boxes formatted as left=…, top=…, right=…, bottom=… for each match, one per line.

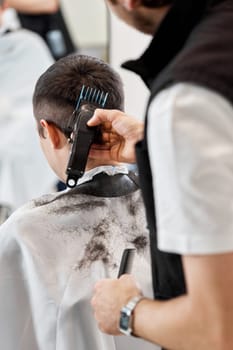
left=119, top=295, right=144, bottom=336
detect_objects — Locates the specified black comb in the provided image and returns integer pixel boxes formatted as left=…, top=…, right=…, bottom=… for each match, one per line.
left=117, top=248, right=136, bottom=278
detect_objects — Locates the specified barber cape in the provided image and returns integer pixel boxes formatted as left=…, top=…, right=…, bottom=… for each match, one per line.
left=0, top=167, right=156, bottom=350
left=0, top=29, right=57, bottom=211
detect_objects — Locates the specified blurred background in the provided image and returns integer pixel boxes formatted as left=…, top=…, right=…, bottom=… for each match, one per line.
left=60, top=0, right=109, bottom=61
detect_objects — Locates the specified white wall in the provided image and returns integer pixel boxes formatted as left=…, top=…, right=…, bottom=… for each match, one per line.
left=109, top=13, right=151, bottom=119
left=60, top=0, right=107, bottom=48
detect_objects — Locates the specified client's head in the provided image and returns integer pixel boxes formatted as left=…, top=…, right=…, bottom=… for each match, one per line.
left=33, top=54, right=124, bottom=182
left=33, top=53, right=124, bottom=137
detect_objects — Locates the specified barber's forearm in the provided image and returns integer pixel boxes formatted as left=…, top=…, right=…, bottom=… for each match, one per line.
left=133, top=295, right=212, bottom=350
left=8, top=0, right=59, bottom=14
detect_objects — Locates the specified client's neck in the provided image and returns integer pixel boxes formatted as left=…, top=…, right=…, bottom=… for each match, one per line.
left=86, top=159, right=123, bottom=171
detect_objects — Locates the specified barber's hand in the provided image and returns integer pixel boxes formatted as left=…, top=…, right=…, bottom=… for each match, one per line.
left=91, top=274, right=142, bottom=335
left=87, top=109, right=144, bottom=163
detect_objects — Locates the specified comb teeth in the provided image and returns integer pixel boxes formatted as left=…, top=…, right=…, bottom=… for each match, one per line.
left=75, top=85, right=109, bottom=111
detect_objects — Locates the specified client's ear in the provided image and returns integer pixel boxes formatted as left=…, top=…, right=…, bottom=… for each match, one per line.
left=40, top=119, right=62, bottom=149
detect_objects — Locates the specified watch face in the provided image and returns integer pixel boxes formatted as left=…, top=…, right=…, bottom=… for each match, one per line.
left=119, top=296, right=143, bottom=336
left=120, top=311, right=130, bottom=331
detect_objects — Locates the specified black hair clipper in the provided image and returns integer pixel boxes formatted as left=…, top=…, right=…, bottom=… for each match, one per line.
left=66, top=85, right=108, bottom=188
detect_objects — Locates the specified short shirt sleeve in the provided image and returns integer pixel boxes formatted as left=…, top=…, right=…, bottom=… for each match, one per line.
left=147, top=83, right=233, bottom=255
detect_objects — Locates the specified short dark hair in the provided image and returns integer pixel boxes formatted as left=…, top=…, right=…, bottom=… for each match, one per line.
left=0, top=0, right=4, bottom=6
left=33, top=54, right=124, bottom=136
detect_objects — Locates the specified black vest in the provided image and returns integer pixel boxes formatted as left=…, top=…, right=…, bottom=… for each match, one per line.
left=122, top=0, right=233, bottom=300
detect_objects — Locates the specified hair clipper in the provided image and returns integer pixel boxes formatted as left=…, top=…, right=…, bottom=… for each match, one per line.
left=66, top=85, right=109, bottom=188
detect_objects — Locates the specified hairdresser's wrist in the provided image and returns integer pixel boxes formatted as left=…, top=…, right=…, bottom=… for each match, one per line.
left=119, top=295, right=146, bottom=336
left=132, top=296, right=148, bottom=336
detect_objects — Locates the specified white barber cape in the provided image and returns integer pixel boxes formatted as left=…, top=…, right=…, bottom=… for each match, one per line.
left=0, top=29, right=57, bottom=211
left=0, top=168, right=158, bottom=350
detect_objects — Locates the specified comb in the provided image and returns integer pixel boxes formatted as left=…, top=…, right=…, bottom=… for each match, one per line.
left=117, top=248, right=136, bottom=278
left=75, top=85, right=109, bottom=111
left=66, top=85, right=109, bottom=188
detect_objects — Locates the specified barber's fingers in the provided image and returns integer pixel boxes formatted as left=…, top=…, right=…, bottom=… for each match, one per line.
left=88, top=109, right=127, bottom=126
left=88, top=108, right=144, bottom=144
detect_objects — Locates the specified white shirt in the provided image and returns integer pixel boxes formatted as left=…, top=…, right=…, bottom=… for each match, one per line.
left=148, top=83, right=233, bottom=255
left=77, top=164, right=129, bottom=185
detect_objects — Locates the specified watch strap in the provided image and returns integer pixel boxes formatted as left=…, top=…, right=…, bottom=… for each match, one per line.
left=119, top=295, right=144, bottom=336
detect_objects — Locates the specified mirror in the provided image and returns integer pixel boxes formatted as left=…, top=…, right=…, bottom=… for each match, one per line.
left=60, top=0, right=109, bottom=61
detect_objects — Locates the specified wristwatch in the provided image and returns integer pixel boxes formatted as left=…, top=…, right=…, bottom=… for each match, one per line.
left=119, top=295, right=144, bottom=336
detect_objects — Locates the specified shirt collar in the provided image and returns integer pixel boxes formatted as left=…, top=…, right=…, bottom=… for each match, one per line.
left=121, top=0, right=211, bottom=88
left=77, top=165, right=129, bottom=186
